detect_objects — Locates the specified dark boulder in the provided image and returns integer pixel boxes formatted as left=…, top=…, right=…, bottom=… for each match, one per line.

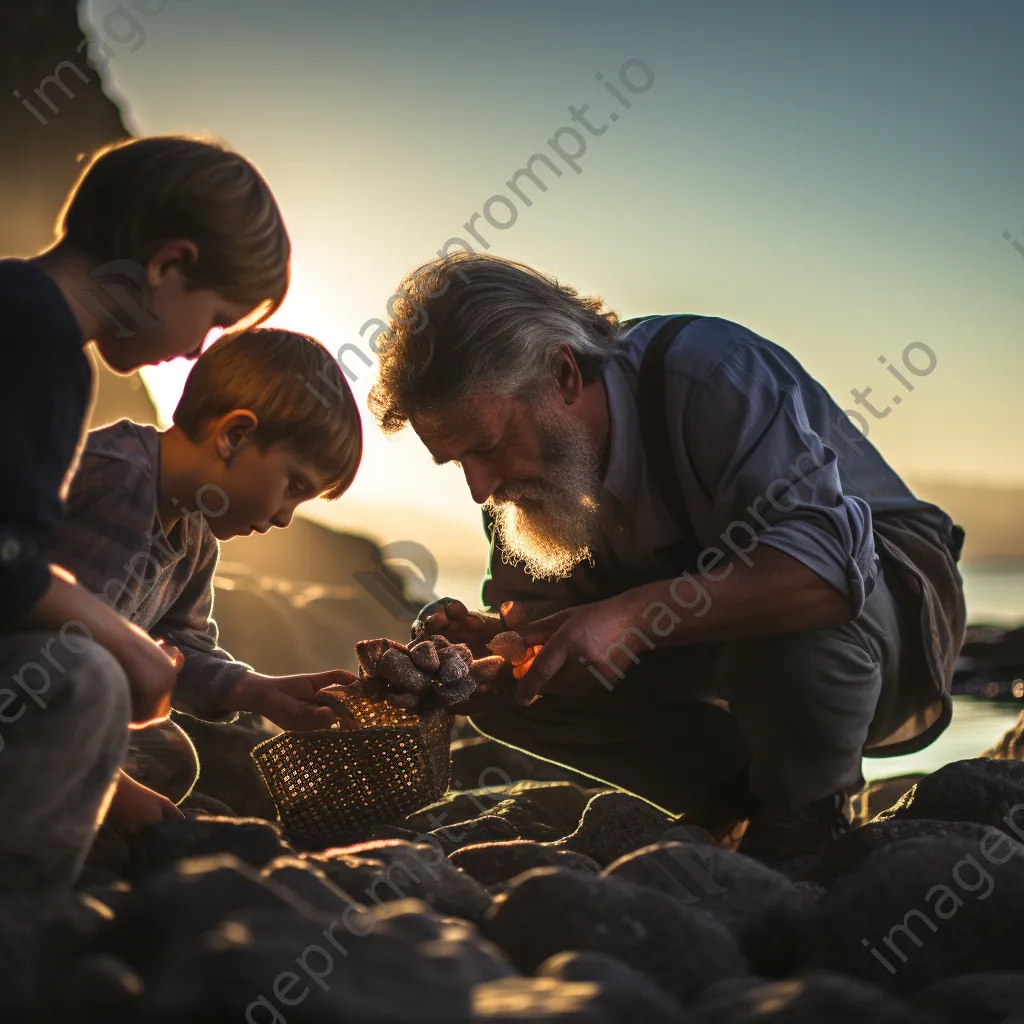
left=872, top=758, right=1024, bottom=837
left=304, top=839, right=493, bottom=924
left=813, top=819, right=1014, bottom=887
left=45, top=953, right=144, bottom=1024
left=405, top=786, right=510, bottom=833
left=553, top=792, right=674, bottom=866
left=431, top=814, right=522, bottom=854
left=471, top=977, right=616, bottom=1022
left=260, top=856, right=359, bottom=915
left=912, top=971, right=1024, bottom=1024
left=689, top=971, right=929, bottom=1022
left=538, top=950, right=683, bottom=1023
left=483, top=867, right=747, bottom=1003
left=812, top=836, right=1024, bottom=995
left=130, top=816, right=294, bottom=877
left=450, top=841, right=601, bottom=889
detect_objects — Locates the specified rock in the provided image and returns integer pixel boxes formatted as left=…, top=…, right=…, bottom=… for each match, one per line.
left=106, top=854, right=330, bottom=973
left=260, top=856, right=359, bottom=915
left=603, top=840, right=809, bottom=977
left=554, top=792, right=674, bottom=866
left=46, top=954, right=143, bottom=1024
left=405, top=786, right=511, bottom=833
left=812, top=836, right=1024, bottom=995
left=503, top=781, right=599, bottom=839
left=486, top=796, right=561, bottom=842
left=130, top=816, right=294, bottom=878
left=472, top=977, right=615, bottom=1022
left=76, top=823, right=132, bottom=888
left=850, top=775, right=924, bottom=825
left=179, top=792, right=238, bottom=818
left=136, top=898, right=513, bottom=1022
left=482, top=868, right=747, bottom=1003
left=872, top=758, right=1024, bottom=837
left=912, top=971, right=1024, bottom=1024
left=539, top=951, right=683, bottom=1023
left=689, top=971, right=927, bottom=1022
left=813, top=819, right=1012, bottom=888
left=304, top=839, right=493, bottom=924
left=450, top=841, right=601, bottom=888
left=432, top=815, right=522, bottom=854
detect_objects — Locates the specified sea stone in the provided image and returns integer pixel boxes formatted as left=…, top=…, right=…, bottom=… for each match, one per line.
left=812, top=835, right=1024, bottom=995
left=813, top=819, right=1012, bottom=888
left=483, top=867, right=747, bottom=1003
left=912, top=971, right=1024, bottom=1024
left=129, top=816, right=294, bottom=878
left=872, top=758, right=1024, bottom=837
left=137, top=899, right=511, bottom=1022
left=260, top=856, right=358, bottom=915
left=45, top=954, right=143, bottom=1023
left=449, top=841, right=601, bottom=888
left=472, top=977, right=614, bottom=1022
left=850, top=774, right=924, bottom=825
left=105, top=854, right=326, bottom=973
left=553, top=792, right=674, bottom=866
left=689, top=971, right=925, bottom=1023
left=430, top=815, right=521, bottom=854
left=304, top=840, right=492, bottom=924
left=539, top=950, right=683, bottom=1023
left=404, top=786, right=511, bottom=833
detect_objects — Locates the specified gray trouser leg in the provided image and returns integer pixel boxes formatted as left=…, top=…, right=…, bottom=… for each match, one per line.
left=711, top=562, right=902, bottom=812
left=0, top=633, right=131, bottom=894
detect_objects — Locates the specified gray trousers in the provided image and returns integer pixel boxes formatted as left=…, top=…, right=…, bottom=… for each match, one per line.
left=471, top=560, right=911, bottom=816
left=0, top=632, right=131, bottom=893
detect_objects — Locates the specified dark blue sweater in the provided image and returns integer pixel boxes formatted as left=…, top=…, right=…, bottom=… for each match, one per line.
left=0, top=259, right=91, bottom=627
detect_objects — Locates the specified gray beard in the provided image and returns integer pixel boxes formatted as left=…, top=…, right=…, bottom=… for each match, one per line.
left=484, top=406, right=602, bottom=581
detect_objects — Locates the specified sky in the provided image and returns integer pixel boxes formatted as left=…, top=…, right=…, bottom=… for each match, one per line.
left=79, top=0, right=1024, bottom=594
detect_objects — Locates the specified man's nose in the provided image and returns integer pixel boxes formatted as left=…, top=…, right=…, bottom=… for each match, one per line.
left=463, top=462, right=501, bottom=506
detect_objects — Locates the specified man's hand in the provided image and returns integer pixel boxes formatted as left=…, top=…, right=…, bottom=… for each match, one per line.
left=106, top=770, right=184, bottom=836
left=221, top=669, right=357, bottom=731
left=514, top=595, right=645, bottom=706
left=414, top=599, right=506, bottom=658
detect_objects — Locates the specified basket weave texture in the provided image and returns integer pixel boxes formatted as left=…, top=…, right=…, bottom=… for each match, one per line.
left=251, top=691, right=454, bottom=851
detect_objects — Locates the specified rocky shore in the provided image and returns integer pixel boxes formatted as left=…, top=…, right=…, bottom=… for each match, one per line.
left=5, top=718, right=1024, bottom=1023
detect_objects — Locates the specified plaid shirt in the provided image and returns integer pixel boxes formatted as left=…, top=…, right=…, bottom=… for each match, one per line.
left=47, top=420, right=249, bottom=721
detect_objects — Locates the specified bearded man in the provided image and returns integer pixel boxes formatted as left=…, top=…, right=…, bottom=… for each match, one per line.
left=367, top=252, right=966, bottom=859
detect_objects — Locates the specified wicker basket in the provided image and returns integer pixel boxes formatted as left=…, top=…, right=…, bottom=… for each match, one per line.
left=251, top=691, right=454, bottom=851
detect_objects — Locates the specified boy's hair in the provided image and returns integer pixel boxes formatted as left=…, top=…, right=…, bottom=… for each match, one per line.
left=57, top=135, right=290, bottom=326
left=173, top=329, right=362, bottom=500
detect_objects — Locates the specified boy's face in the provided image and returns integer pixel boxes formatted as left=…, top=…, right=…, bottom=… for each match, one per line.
left=207, top=441, right=330, bottom=541
left=89, top=241, right=260, bottom=372
left=94, top=279, right=255, bottom=372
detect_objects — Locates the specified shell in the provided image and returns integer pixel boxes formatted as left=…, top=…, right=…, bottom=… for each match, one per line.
left=360, top=676, right=390, bottom=701
left=376, top=648, right=432, bottom=695
left=355, top=638, right=406, bottom=676
left=468, top=655, right=504, bottom=685
left=450, top=643, right=474, bottom=668
left=409, top=640, right=442, bottom=674
left=435, top=674, right=477, bottom=708
left=426, top=635, right=451, bottom=649
left=486, top=631, right=529, bottom=665
left=386, top=691, right=421, bottom=709
left=438, top=646, right=470, bottom=685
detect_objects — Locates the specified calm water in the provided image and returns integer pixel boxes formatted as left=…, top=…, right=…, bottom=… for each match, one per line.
left=435, top=564, right=1024, bottom=781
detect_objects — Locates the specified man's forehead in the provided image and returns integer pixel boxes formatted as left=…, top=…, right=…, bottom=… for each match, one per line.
left=414, top=404, right=499, bottom=458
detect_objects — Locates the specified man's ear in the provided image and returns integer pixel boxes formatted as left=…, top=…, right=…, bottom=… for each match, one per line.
left=214, top=410, right=259, bottom=464
left=553, top=345, right=584, bottom=405
left=146, top=239, right=199, bottom=287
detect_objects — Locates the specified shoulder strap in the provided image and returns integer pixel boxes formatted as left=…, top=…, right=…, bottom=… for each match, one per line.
left=637, top=315, right=705, bottom=537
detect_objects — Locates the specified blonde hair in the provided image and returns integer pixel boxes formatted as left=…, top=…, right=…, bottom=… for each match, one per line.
left=57, top=135, right=290, bottom=326
left=174, top=328, right=362, bottom=501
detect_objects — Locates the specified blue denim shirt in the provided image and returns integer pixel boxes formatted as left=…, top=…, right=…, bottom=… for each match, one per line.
left=483, top=315, right=953, bottom=619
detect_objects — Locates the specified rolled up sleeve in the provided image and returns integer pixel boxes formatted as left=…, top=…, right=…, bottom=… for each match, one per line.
left=681, top=346, right=877, bottom=616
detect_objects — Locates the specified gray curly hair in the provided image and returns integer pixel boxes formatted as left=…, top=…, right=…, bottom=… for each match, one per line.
left=367, top=252, right=623, bottom=433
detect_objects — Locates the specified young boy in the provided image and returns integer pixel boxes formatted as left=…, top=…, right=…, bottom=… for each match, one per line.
left=50, top=328, right=362, bottom=831
left=0, top=134, right=291, bottom=895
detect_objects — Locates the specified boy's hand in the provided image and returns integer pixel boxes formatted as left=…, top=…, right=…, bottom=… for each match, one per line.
left=221, top=669, right=357, bottom=731
left=116, top=627, right=181, bottom=729
left=415, top=599, right=527, bottom=658
left=106, top=770, right=184, bottom=837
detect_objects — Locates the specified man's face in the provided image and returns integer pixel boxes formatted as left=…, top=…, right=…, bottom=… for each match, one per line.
left=414, top=393, right=602, bottom=580
left=206, top=443, right=329, bottom=542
